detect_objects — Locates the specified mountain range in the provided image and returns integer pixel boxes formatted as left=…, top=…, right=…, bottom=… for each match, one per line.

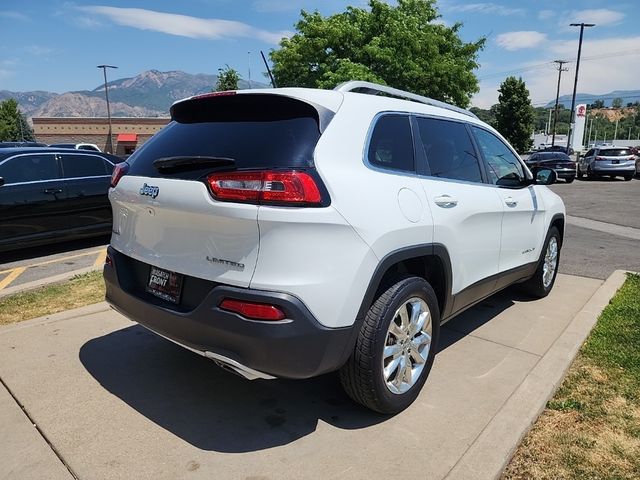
left=545, top=90, right=640, bottom=109
left=0, top=70, right=268, bottom=119
left=3, top=69, right=639, bottom=118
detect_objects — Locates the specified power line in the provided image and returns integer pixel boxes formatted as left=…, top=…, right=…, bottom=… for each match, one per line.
left=477, top=48, right=640, bottom=81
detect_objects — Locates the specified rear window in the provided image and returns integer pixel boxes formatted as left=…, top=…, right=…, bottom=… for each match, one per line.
left=599, top=149, right=630, bottom=157
left=127, top=94, right=324, bottom=179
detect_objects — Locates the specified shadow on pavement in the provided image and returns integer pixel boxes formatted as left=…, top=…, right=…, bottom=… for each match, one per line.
left=0, top=235, right=110, bottom=265
left=80, top=325, right=384, bottom=453
left=79, top=286, right=532, bottom=453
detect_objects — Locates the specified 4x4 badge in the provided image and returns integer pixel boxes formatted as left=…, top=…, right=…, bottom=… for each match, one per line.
left=139, top=183, right=159, bottom=199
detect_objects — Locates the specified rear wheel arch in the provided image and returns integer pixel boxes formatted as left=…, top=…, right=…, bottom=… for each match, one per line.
left=550, top=214, right=565, bottom=247
left=356, top=244, right=452, bottom=324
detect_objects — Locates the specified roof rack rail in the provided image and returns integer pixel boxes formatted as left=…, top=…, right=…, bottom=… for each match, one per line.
left=334, top=80, right=477, bottom=119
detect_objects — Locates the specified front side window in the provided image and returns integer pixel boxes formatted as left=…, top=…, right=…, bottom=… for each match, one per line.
left=60, top=154, right=108, bottom=178
left=416, top=117, right=482, bottom=183
left=471, top=127, right=525, bottom=187
left=367, top=115, right=414, bottom=172
left=0, top=154, right=59, bottom=184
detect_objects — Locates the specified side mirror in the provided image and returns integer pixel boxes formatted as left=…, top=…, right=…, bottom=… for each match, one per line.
left=532, top=167, right=556, bottom=185
left=0, top=177, right=4, bottom=187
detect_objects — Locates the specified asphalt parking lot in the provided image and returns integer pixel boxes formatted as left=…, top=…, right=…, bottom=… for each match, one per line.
left=549, top=177, right=640, bottom=279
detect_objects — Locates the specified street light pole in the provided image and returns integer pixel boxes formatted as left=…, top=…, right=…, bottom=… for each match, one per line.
left=97, top=64, right=118, bottom=153
left=565, top=23, right=594, bottom=154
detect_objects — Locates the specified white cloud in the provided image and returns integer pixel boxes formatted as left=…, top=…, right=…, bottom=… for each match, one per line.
left=496, top=31, right=547, bottom=51
left=567, top=9, right=624, bottom=27
left=252, top=0, right=366, bottom=13
left=473, top=36, right=640, bottom=108
left=23, top=46, right=54, bottom=56
left=538, top=10, right=554, bottom=20
left=446, top=3, right=525, bottom=16
left=77, top=6, right=290, bottom=44
left=0, top=11, right=29, bottom=21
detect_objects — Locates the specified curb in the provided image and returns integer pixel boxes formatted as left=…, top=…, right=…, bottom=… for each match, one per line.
left=444, top=269, right=628, bottom=480
left=0, top=266, right=102, bottom=300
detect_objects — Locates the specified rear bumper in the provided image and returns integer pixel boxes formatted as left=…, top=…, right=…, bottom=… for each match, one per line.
left=554, top=168, right=576, bottom=179
left=104, top=247, right=356, bottom=379
left=592, top=164, right=635, bottom=174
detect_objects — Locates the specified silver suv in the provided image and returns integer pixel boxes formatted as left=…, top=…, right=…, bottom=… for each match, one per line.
left=578, top=147, right=636, bottom=181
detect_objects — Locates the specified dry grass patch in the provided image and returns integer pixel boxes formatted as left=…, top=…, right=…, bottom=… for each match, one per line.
left=0, top=270, right=105, bottom=325
left=503, top=273, right=640, bottom=480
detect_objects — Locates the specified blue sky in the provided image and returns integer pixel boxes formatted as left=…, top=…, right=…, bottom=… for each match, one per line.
left=1, top=0, right=639, bottom=108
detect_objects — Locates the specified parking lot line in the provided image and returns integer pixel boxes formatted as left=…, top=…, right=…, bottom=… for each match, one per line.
left=93, top=249, right=107, bottom=268
left=0, top=248, right=107, bottom=292
left=0, top=267, right=26, bottom=291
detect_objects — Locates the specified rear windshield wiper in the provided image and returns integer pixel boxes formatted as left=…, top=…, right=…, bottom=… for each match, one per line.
left=153, top=156, right=235, bottom=173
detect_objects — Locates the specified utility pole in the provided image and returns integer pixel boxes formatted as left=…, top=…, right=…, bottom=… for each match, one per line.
left=613, top=118, right=619, bottom=142
left=97, top=64, right=117, bottom=154
left=247, top=51, right=252, bottom=89
left=565, top=23, right=595, bottom=154
left=551, top=60, right=568, bottom=147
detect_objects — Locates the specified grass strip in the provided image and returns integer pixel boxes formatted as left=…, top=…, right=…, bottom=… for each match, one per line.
left=503, top=273, right=640, bottom=479
left=0, top=270, right=105, bottom=326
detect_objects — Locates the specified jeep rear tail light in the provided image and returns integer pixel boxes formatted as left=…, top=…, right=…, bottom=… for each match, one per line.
left=111, top=163, right=129, bottom=187
left=219, top=298, right=286, bottom=321
left=595, top=156, right=606, bottom=161
left=207, top=170, right=322, bottom=206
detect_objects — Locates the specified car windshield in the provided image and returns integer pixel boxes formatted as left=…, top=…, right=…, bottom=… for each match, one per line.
left=599, top=149, right=630, bottom=157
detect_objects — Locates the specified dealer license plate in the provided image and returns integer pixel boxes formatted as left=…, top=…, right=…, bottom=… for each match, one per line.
left=146, top=266, right=183, bottom=304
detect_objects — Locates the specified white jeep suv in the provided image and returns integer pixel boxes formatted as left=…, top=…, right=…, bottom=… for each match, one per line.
left=104, top=81, right=565, bottom=414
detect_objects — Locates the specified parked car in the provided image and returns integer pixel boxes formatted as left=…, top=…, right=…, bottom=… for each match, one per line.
left=525, top=151, right=576, bottom=183
left=577, top=147, right=636, bottom=180
left=48, top=143, right=102, bottom=152
left=104, top=82, right=565, bottom=414
left=0, top=147, right=123, bottom=252
left=539, top=145, right=574, bottom=156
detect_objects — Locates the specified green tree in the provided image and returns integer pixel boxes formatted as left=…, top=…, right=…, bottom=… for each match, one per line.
left=0, top=98, right=34, bottom=142
left=495, top=76, right=534, bottom=153
left=270, top=0, right=485, bottom=107
left=591, top=99, right=605, bottom=109
left=215, top=65, right=241, bottom=91
left=611, top=97, right=623, bottom=109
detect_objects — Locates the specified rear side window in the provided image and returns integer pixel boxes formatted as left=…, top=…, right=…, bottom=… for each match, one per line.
left=416, top=117, right=482, bottom=182
left=60, top=154, right=109, bottom=178
left=0, top=154, right=59, bottom=184
left=367, top=115, right=414, bottom=172
left=127, top=94, right=324, bottom=179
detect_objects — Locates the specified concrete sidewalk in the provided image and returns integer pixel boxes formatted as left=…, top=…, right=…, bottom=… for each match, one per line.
left=0, top=272, right=626, bottom=480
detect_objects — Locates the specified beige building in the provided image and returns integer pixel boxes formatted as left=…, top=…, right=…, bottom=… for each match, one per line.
left=32, top=117, right=170, bottom=156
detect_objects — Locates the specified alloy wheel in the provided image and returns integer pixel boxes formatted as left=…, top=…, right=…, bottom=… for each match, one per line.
left=382, top=297, right=432, bottom=394
left=542, top=237, right=558, bottom=288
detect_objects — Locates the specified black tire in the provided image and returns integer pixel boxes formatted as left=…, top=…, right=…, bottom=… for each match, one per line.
left=565, top=177, right=574, bottom=183
left=520, top=226, right=561, bottom=298
left=624, top=175, right=633, bottom=181
left=576, top=167, right=584, bottom=179
left=339, top=276, right=440, bottom=414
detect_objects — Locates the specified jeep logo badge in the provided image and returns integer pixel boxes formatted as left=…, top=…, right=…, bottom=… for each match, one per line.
left=139, top=183, right=159, bottom=199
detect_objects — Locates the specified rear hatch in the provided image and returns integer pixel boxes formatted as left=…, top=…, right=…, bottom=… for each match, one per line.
left=596, top=148, right=635, bottom=168
left=109, top=91, right=337, bottom=288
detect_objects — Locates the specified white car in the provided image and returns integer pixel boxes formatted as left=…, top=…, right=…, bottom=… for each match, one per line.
left=49, top=143, right=102, bottom=152
left=104, top=82, right=565, bottom=414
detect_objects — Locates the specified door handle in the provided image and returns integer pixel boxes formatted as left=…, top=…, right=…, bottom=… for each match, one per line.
left=43, top=188, right=63, bottom=194
left=434, top=195, right=458, bottom=208
left=504, top=197, right=518, bottom=207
